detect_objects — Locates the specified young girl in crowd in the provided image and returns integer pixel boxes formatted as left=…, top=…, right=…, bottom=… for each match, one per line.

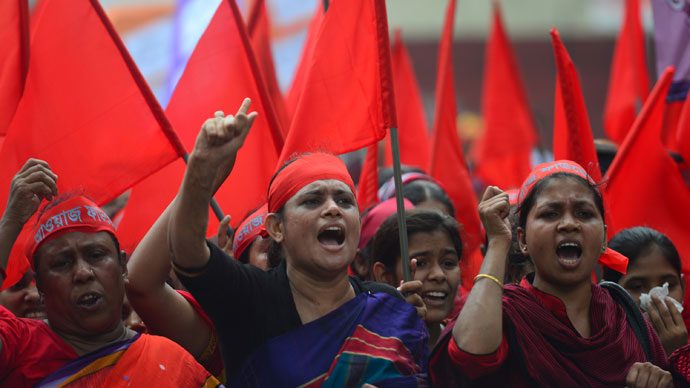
left=371, top=209, right=462, bottom=348
left=163, top=99, right=428, bottom=386
left=604, top=227, right=688, bottom=355
left=430, top=160, right=671, bottom=387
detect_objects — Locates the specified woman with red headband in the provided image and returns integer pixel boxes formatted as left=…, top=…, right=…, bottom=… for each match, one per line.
left=430, top=160, right=671, bottom=387
left=0, top=159, right=222, bottom=387
left=163, top=99, right=428, bottom=386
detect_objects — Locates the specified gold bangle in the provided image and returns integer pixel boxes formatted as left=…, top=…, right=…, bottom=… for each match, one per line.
left=473, top=274, right=504, bottom=290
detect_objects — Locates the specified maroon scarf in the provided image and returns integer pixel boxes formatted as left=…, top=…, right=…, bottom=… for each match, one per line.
left=430, top=282, right=667, bottom=387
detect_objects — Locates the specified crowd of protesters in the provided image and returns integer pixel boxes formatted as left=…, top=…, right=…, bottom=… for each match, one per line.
left=0, top=99, right=689, bottom=387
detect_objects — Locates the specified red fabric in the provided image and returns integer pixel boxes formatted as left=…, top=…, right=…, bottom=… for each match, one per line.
left=431, top=280, right=668, bottom=387
left=284, top=3, right=323, bottom=120
left=0, top=0, right=186, bottom=290
left=277, top=0, right=396, bottom=165
left=603, top=0, right=649, bottom=145
left=382, top=30, right=430, bottom=172
left=267, top=153, right=355, bottom=213
left=357, top=144, right=379, bottom=212
left=358, top=197, right=414, bottom=251
left=247, top=0, right=290, bottom=136
left=676, top=92, right=690, bottom=164
left=232, top=204, right=267, bottom=259
left=606, top=66, right=690, bottom=276
left=428, top=0, right=482, bottom=289
left=0, top=0, right=29, bottom=135
left=24, top=196, right=115, bottom=267
left=116, top=0, right=283, bottom=250
left=0, top=305, right=77, bottom=387
left=472, top=4, right=537, bottom=189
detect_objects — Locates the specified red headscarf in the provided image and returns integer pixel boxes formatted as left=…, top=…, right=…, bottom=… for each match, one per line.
left=233, top=204, right=268, bottom=259
left=516, top=160, right=627, bottom=274
left=267, top=153, right=356, bottom=213
left=25, top=196, right=116, bottom=269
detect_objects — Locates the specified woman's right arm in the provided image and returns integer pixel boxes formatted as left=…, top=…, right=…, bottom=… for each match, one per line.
left=452, top=186, right=512, bottom=354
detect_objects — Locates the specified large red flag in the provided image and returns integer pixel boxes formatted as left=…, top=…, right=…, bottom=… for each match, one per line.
left=551, top=29, right=603, bottom=182
left=284, top=2, right=324, bottom=120
left=603, top=0, right=649, bottom=144
left=247, top=0, right=290, bottom=136
left=357, top=144, right=379, bottom=212
left=382, top=30, right=431, bottom=172
left=117, top=0, right=284, bottom=251
left=428, top=0, right=482, bottom=290
left=472, top=4, right=537, bottom=189
left=278, top=0, right=396, bottom=165
left=0, top=0, right=186, bottom=288
left=606, top=67, right=690, bottom=273
left=0, top=0, right=29, bottom=135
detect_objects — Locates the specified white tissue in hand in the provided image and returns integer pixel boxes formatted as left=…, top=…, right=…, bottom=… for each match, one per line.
left=639, top=282, right=684, bottom=313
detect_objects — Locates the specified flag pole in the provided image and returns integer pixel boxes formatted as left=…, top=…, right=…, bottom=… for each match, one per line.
left=389, top=127, right=411, bottom=282
left=182, top=153, right=226, bottom=222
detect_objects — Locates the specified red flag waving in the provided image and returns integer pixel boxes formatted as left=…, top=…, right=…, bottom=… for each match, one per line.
left=551, top=29, right=603, bottom=182
left=0, top=0, right=29, bottom=134
left=284, top=2, right=324, bottom=120
left=357, top=144, right=379, bottom=212
left=247, top=0, right=291, bottom=135
left=603, top=0, right=649, bottom=144
left=606, top=67, right=690, bottom=273
left=0, top=0, right=186, bottom=288
left=278, top=0, right=396, bottom=165
left=473, top=4, right=537, bottom=189
left=383, top=30, right=431, bottom=172
left=117, top=0, right=284, bottom=250
left=429, top=0, right=482, bottom=289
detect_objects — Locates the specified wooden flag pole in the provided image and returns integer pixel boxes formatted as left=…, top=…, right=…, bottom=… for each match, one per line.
left=389, top=127, right=411, bottom=282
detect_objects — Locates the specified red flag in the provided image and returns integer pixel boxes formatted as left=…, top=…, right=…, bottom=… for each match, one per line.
left=428, top=0, right=482, bottom=290
left=284, top=2, right=324, bottom=120
left=606, top=67, right=690, bottom=274
left=0, top=0, right=186, bottom=288
left=247, top=0, right=290, bottom=136
left=0, top=0, right=29, bottom=134
left=677, top=90, right=690, bottom=163
left=278, top=0, right=396, bottom=165
left=357, top=144, right=379, bottom=212
left=382, top=30, right=431, bottom=172
left=551, top=29, right=603, bottom=182
left=603, top=0, right=649, bottom=144
left=472, top=4, right=537, bottom=189
left=117, top=0, right=284, bottom=250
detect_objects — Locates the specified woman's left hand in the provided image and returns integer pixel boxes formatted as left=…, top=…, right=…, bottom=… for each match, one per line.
left=646, top=294, right=689, bottom=355
left=397, top=259, right=426, bottom=320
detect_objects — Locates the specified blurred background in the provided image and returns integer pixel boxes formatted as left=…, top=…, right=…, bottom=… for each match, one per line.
left=31, top=0, right=657, bottom=151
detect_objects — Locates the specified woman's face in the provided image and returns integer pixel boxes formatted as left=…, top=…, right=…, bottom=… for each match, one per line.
left=0, top=271, right=45, bottom=319
left=618, top=245, right=685, bottom=306
left=518, top=176, right=606, bottom=293
left=279, top=179, right=360, bottom=277
left=396, top=229, right=461, bottom=324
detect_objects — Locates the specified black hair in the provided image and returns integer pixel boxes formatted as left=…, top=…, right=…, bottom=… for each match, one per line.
left=517, top=172, right=605, bottom=229
left=402, top=180, right=456, bottom=218
left=371, top=209, right=463, bottom=273
left=603, top=227, right=682, bottom=283
left=378, top=165, right=425, bottom=187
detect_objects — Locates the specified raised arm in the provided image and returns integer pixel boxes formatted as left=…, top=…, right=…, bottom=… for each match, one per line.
left=169, top=98, right=256, bottom=269
left=0, top=159, right=57, bottom=290
left=452, top=186, right=512, bottom=354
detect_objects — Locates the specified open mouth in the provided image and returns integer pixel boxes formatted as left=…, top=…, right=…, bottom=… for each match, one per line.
left=317, top=226, right=345, bottom=247
left=76, top=292, right=102, bottom=308
left=422, top=291, right=449, bottom=306
left=556, top=242, right=582, bottom=266
left=23, top=308, right=46, bottom=320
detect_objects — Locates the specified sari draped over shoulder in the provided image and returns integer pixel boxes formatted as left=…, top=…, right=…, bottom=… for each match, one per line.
left=35, top=333, right=223, bottom=388
left=430, top=283, right=667, bottom=387
left=231, top=292, right=429, bottom=388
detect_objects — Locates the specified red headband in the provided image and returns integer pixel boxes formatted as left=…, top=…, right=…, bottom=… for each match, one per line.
left=267, top=153, right=356, bottom=213
left=359, top=198, right=414, bottom=251
left=517, top=160, right=596, bottom=208
left=516, top=160, right=627, bottom=274
left=233, top=204, right=268, bottom=259
left=25, top=196, right=117, bottom=269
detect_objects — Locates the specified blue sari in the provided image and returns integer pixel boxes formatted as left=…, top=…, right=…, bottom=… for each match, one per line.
left=231, top=292, right=428, bottom=387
